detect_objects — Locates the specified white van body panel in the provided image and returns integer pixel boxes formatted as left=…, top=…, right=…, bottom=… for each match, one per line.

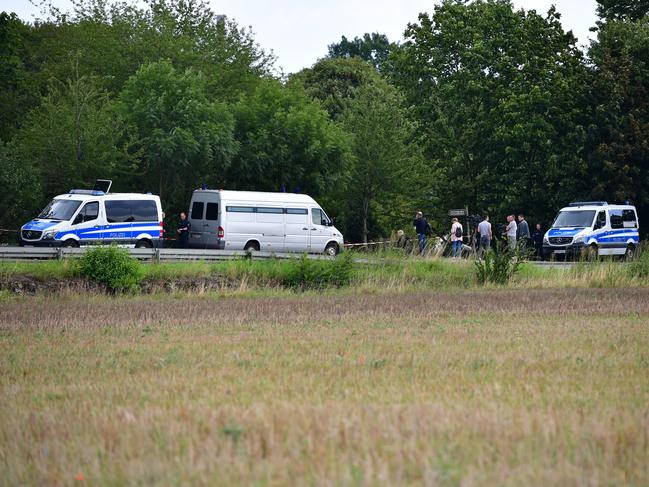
left=188, top=190, right=344, bottom=253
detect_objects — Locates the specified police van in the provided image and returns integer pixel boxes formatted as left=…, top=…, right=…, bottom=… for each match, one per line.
left=187, top=189, right=344, bottom=256
left=20, top=180, right=164, bottom=248
left=543, top=201, right=639, bottom=259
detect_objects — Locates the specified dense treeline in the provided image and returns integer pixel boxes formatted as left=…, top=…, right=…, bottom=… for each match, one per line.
left=0, top=0, right=647, bottom=243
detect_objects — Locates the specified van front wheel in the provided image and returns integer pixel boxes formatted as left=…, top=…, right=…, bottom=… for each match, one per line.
left=324, top=243, right=339, bottom=257
left=63, top=240, right=79, bottom=248
left=586, top=244, right=598, bottom=261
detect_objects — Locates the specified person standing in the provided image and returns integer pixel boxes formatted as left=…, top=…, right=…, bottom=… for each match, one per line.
left=177, top=211, right=191, bottom=248
left=505, top=215, right=517, bottom=250
left=413, top=211, right=429, bottom=255
left=517, top=214, right=530, bottom=252
left=450, top=217, right=463, bottom=258
left=531, top=223, right=544, bottom=260
left=477, top=215, right=492, bottom=258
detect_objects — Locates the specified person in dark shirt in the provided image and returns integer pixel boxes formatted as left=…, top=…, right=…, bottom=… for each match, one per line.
left=413, top=211, right=429, bottom=255
left=177, top=211, right=191, bottom=248
left=531, top=223, right=544, bottom=260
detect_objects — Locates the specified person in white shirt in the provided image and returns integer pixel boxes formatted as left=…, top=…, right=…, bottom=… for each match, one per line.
left=450, top=217, right=463, bottom=258
left=505, top=215, right=517, bottom=249
left=477, top=215, right=492, bottom=258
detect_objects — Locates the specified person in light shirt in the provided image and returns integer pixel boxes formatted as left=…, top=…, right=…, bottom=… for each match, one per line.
left=450, top=217, right=463, bottom=258
left=477, top=215, right=492, bottom=258
left=505, top=215, right=517, bottom=249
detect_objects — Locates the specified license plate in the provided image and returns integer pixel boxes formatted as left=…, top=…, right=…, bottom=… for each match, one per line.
left=554, top=250, right=565, bottom=254
left=191, top=233, right=201, bottom=239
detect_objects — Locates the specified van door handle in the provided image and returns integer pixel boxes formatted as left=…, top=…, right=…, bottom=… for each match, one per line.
left=311, top=228, right=317, bottom=231
left=302, top=227, right=308, bottom=231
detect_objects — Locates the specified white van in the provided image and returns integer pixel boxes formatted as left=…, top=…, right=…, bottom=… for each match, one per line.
left=543, top=201, right=640, bottom=259
left=188, top=190, right=344, bottom=256
left=20, top=180, right=164, bottom=248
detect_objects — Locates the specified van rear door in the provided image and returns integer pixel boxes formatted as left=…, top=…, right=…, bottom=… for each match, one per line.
left=189, top=193, right=221, bottom=249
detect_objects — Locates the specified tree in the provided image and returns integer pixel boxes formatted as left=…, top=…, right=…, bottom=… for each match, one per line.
left=0, top=141, right=42, bottom=234
left=340, top=82, right=427, bottom=243
left=15, top=68, right=130, bottom=202
left=327, top=33, right=394, bottom=71
left=389, top=0, right=590, bottom=225
left=118, top=60, right=237, bottom=212
left=227, top=78, right=350, bottom=198
left=586, top=16, right=649, bottom=229
left=596, top=0, right=649, bottom=21
left=290, top=57, right=379, bottom=120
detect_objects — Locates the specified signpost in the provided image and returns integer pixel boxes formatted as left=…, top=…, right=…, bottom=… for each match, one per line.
left=448, top=208, right=468, bottom=217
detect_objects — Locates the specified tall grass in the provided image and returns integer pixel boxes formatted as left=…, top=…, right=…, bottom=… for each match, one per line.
left=1, top=250, right=649, bottom=294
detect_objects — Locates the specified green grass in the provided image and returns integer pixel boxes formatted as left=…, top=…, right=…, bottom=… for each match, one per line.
left=1, top=253, right=648, bottom=294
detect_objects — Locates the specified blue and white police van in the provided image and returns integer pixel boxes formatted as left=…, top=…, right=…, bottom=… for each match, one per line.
left=543, top=201, right=639, bottom=260
left=20, top=180, right=164, bottom=248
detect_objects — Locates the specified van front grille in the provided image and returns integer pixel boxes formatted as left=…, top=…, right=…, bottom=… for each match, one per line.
left=549, top=236, right=573, bottom=245
left=22, top=230, right=42, bottom=240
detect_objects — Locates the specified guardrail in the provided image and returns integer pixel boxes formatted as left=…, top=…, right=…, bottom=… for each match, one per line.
left=0, top=246, right=331, bottom=262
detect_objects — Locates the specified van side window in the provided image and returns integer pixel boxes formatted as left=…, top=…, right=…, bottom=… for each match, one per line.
left=191, top=201, right=204, bottom=220
left=286, top=208, right=307, bottom=215
left=596, top=211, right=606, bottom=228
left=312, top=208, right=323, bottom=226
left=257, top=207, right=283, bottom=214
left=83, top=202, right=99, bottom=222
left=105, top=201, right=132, bottom=223
left=610, top=210, right=624, bottom=229
left=106, top=200, right=157, bottom=223
left=131, top=201, right=158, bottom=222
left=206, top=203, right=219, bottom=220
left=622, top=209, right=637, bottom=228
left=227, top=206, right=255, bottom=213
left=74, top=201, right=99, bottom=224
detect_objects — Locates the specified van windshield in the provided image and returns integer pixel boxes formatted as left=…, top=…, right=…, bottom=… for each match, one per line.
left=552, top=210, right=596, bottom=228
left=38, top=199, right=82, bottom=221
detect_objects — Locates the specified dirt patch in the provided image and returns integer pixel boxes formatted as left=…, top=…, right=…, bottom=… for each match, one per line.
left=0, top=275, right=242, bottom=296
left=1, top=288, right=648, bottom=331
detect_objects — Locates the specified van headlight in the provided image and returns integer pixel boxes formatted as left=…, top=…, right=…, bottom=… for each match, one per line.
left=42, top=230, right=57, bottom=240
left=573, top=235, right=584, bottom=244
left=543, top=235, right=549, bottom=244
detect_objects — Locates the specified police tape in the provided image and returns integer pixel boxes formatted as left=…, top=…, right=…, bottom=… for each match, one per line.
left=343, top=240, right=391, bottom=248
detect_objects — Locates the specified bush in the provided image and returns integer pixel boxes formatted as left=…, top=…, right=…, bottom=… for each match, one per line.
left=281, top=253, right=354, bottom=289
left=77, top=246, right=143, bottom=292
left=628, top=246, right=649, bottom=279
left=475, top=242, right=523, bottom=285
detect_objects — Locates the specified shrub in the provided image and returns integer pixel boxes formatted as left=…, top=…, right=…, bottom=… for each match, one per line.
left=628, top=246, right=649, bottom=279
left=475, top=242, right=523, bottom=285
left=77, top=245, right=143, bottom=292
left=282, top=252, right=354, bottom=289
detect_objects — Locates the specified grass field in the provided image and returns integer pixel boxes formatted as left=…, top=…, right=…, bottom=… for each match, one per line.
left=1, top=287, right=648, bottom=486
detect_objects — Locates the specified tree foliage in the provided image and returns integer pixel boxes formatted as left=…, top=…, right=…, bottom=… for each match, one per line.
left=327, top=32, right=394, bottom=71
left=389, top=0, right=590, bottom=224
left=1, top=0, right=648, bottom=243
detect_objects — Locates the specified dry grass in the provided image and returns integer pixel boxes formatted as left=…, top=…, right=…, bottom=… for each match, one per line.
left=1, top=289, right=648, bottom=486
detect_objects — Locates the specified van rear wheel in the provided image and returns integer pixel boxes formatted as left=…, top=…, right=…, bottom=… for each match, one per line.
left=244, top=241, right=260, bottom=253
left=135, top=239, right=153, bottom=249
